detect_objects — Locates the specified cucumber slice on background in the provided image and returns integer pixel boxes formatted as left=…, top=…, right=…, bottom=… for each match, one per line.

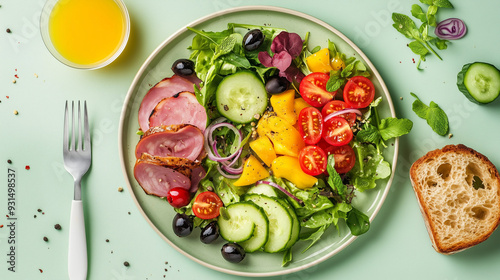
left=457, top=62, right=500, bottom=104
left=216, top=71, right=268, bottom=123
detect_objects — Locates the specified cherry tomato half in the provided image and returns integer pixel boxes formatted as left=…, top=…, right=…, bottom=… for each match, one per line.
left=324, top=145, right=356, bottom=174
left=298, top=107, right=323, bottom=145
left=299, top=146, right=327, bottom=176
left=343, top=76, right=375, bottom=108
left=323, top=117, right=353, bottom=146
left=299, top=72, right=336, bottom=107
left=321, top=100, right=357, bottom=127
left=192, top=191, right=224, bottom=220
left=166, top=187, right=191, bottom=208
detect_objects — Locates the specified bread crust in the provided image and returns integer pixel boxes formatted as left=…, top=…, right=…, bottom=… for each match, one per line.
left=410, top=144, right=500, bottom=254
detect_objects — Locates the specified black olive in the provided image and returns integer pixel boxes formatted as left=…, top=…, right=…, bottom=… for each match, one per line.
left=265, top=76, right=290, bottom=94
left=200, top=221, right=219, bottom=244
left=243, top=29, right=265, bottom=51
left=171, top=59, right=195, bottom=76
left=221, top=243, right=246, bottom=263
left=172, top=213, right=193, bottom=237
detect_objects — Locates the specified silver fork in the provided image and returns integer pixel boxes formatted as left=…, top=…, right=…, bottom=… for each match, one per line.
left=63, top=101, right=91, bottom=280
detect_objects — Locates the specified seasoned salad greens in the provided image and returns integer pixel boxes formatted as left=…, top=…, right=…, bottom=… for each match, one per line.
left=171, top=22, right=412, bottom=266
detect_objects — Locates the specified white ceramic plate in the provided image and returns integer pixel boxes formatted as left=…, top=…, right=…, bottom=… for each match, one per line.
left=119, top=5, right=398, bottom=277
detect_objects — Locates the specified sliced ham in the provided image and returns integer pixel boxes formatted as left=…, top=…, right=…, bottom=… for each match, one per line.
left=190, top=166, right=206, bottom=193
left=134, top=160, right=191, bottom=198
left=138, top=153, right=199, bottom=178
left=135, top=124, right=204, bottom=161
left=149, top=92, right=207, bottom=132
left=138, top=75, right=196, bottom=132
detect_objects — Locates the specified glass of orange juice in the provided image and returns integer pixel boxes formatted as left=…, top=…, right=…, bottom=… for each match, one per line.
left=40, top=0, right=130, bottom=70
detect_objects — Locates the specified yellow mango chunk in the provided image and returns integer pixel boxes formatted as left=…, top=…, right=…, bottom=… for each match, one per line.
left=249, top=136, right=276, bottom=167
left=271, top=156, right=317, bottom=189
left=270, top=89, right=297, bottom=125
left=257, top=114, right=305, bottom=157
left=294, top=97, right=312, bottom=115
left=233, top=155, right=270, bottom=186
left=306, top=48, right=333, bottom=73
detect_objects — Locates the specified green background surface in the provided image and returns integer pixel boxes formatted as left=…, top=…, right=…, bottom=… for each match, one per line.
left=1, top=0, right=500, bottom=279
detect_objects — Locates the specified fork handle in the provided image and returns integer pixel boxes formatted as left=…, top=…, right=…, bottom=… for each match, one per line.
left=68, top=200, right=87, bottom=280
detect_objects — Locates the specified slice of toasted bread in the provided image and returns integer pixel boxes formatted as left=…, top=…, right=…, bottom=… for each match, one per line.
left=409, top=144, right=500, bottom=254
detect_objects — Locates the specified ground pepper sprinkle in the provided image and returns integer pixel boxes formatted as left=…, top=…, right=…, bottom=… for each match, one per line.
left=7, top=159, right=12, bottom=164
left=124, top=261, right=130, bottom=267
left=54, top=224, right=61, bottom=230
left=43, top=236, right=48, bottom=242
left=39, top=269, right=43, bottom=273
left=6, top=28, right=11, bottom=33
left=118, top=187, right=123, bottom=192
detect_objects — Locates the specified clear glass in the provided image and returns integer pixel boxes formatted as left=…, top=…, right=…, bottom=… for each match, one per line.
left=40, top=0, right=130, bottom=70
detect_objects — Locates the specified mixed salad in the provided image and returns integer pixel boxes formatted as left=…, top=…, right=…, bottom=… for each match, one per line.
left=136, top=23, right=412, bottom=266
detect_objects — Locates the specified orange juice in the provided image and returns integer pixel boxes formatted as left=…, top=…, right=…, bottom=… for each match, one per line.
left=48, top=0, right=127, bottom=66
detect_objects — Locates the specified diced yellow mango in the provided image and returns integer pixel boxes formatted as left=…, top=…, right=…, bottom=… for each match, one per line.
left=257, top=114, right=305, bottom=157
left=271, top=156, right=317, bottom=189
left=306, top=48, right=333, bottom=73
left=294, top=97, right=312, bottom=115
left=270, top=89, right=297, bottom=125
left=233, top=155, right=270, bottom=187
left=249, top=136, right=276, bottom=167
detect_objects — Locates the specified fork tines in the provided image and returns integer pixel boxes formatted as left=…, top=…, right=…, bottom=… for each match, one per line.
left=64, top=101, right=90, bottom=152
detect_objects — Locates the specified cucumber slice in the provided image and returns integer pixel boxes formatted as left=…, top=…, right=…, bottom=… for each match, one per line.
left=281, top=200, right=300, bottom=250
left=457, top=62, right=500, bottom=104
left=247, top=182, right=279, bottom=197
left=216, top=71, right=268, bottom=123
left=218, top=202, right=267, bottom=245
left=244, top=194, right=293, bottom=253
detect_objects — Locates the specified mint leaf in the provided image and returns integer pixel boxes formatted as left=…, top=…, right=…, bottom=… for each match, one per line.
left=410, top=93, right=449, bottom=136
left=419, top=0, right=433, bottom=5
left=411, top=4, right=427, bottom=23
left=409, top=40, right=429, bottom=57
left=379, top=117, right=413, bottom=140
left=427, top=101, right=449, bottom=135
left=433, top=0, right=453, bottom=8
left=326, top=73, right=343, bottom=92
left=392, top=13, right=420, bottom=39
left=410, top=92, right=428, bottom=118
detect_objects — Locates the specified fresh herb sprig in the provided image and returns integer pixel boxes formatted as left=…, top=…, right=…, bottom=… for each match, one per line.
left=410, top=92, right=449, bottom=136
left=392, top=0, right=453, bottom=69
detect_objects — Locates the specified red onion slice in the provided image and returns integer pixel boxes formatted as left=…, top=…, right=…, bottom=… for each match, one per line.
left=323, top=108, right=362, bottom=123
left=435, top=18, right=467, bottom=40
left=217, top=164, right=241, bottom=179
left=256, top=180, right=304, bottom=205
left=204, top=121, right=243, bottom=162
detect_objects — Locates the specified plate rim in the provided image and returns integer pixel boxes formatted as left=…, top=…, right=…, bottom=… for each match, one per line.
left=118, top=5, right=399, bottom=277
